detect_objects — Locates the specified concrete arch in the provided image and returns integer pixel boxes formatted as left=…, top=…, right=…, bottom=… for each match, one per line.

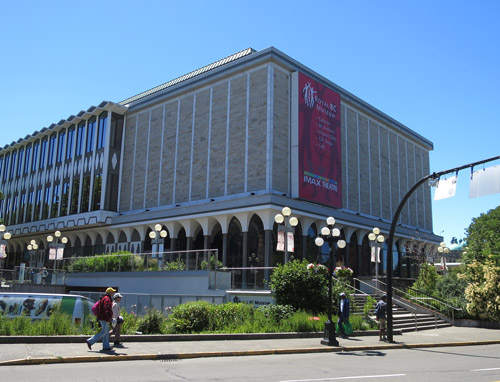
left=197, top=216, right=218, bottom=237
left=164, top=221, right=182, bottom=239
left=177, top=219, right=201, bottom=238
left=232, top=212, right=251, bottom=232
left=299, top=217, right=318, bottom=237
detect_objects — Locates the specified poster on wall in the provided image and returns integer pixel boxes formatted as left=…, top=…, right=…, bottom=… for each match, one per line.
left=294, top=72, right=342, bottom=208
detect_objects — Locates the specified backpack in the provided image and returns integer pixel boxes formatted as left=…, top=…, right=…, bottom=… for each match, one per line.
left=91, top=298, right=102, bottom=316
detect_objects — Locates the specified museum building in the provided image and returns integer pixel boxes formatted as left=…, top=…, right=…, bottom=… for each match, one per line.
left=0, top=47, right=442, bottom=281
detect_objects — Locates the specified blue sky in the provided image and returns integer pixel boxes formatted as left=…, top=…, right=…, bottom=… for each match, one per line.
left=1, top=1, right=499, bottom=245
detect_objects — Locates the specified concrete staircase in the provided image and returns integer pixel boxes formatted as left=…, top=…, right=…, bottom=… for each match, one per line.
left=352, top=293, right=453, bottom=332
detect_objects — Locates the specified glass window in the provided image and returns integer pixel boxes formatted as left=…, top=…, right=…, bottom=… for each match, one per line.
left=39, top=139, right=47, bottom=169
left=56, top=130, right=66, bottom=163
left=10, top=195, right=18, bottom=225
left=48, top=134, right=56, bottom=166
left=92, top=173, right=102, bottom=210
left=17, top=148, right=24, bottom=177
left=4, top=197, right=10, bottom=225
left=66, top=126, right=75, bottom=160
left=33, top=189, right=42, bottom=221
left=61, top=182, right=70, bottom=216
left=10, top=151, right=17, bottom=179
left=0, top=156, right=3, bottom=181
left=97, top=113, right=107, bottom=149
left=86, top=118, right=96, bottom=153
left=70, top=178, right=80, bottom=214
left=24, top=145, right=31, bottom=174
left=52, top=184, right=60, bottom=217
left=18, top=193, right=26, bottom=224
left=26, top=191, right=34, bottom=223
left=76, top=122, right=85, bottom=156
left=31, top=141, right=39, bottom=172
left=81, top=176, right=91, bottom=212
left=3, top=154, right=10, bottom=181
left=110, top=114, right=124, bottom=150
left=42, top=186, right=51, bottom=219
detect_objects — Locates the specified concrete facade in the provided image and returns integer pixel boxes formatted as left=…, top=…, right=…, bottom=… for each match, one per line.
left=0, top=47, right=441, bottom=281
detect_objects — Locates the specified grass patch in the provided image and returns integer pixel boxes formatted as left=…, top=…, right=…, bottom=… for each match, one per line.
left=0, top=302, right=377, bottom=336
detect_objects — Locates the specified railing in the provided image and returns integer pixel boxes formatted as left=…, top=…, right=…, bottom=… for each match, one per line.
left=6, top=266, right=66, bottom=286
left=354, top=277, right=420, bottom=329
left=61, top=249, right=219, bottom=273
left=71, top=291, right=225, bottom=316
left=378, top=280, right=463, bottom=324
left=216, top=267, right=273, bottom=290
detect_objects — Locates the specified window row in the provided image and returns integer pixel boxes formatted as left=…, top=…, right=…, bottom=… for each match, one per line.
left=0, top=174, right=103, bottom=225
left=0, top=112, right=109, bottom=182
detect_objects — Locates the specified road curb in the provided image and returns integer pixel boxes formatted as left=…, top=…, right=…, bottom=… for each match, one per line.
left=2, top=340, right=500, bottom=366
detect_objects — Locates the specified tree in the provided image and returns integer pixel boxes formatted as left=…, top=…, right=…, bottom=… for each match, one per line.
left=412, top=263, right=439, bottom=295
left=462, top=205, right=500, bottom=264
left=457, top=205, right=500, bottom=320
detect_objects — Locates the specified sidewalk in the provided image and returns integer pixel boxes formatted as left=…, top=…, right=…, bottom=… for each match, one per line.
left=1, top=326, right=500, bottom=366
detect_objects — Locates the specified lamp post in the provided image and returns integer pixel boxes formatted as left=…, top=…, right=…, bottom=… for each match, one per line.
left=27, top=239, right=39, bottom=266
left=315, top=216, right=346, bottom=346
left=0, top=224, right=12, bottom=265
left=274, top=207, right=299, bottom=263
left=368, top=227, right=385, bottom=292
left=149, top=224, right=168, bottom=270
left=47, top=231, right=68, bottom=276
left=437, top=241, right=450, bottom=274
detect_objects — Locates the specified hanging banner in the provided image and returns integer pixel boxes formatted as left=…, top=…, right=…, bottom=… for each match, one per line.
left=470, top=165, right=500, bottom=199
left=296, top=72, right=342, bottom=208
left=48, top=247, right=56, bottom=261
left=276, top=231, right=285, bottom=251
left=370, top=246, right=381, bottom=263
left=56, top=247, right=64, bottom=260
left=287, top=232, right=295, bottom=253
left=434, top=175, right=458, bottom=200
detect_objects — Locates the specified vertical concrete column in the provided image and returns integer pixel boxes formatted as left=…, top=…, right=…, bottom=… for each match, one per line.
left=242, top=231, right=248, bottom=287
left=302, top=235, right=308, bottom=261
left=186, top=237, right=193, bottom=269
left=264, top=230, right=272, bottom=281
left=203, top=235, right=210, bottom=264
left=222, top=233, right=228, bottom=266
left=169, top=238, right=176, bottom=262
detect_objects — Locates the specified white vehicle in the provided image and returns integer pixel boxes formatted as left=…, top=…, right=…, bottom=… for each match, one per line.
left=0, top=292, right=94, bottom=324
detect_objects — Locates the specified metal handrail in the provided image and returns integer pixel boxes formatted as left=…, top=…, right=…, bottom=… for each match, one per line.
left=377, top=280, right=462, bottom=324
left=354, top=278, right=420, bottom=330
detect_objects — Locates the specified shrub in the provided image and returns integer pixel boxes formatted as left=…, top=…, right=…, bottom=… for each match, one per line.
left=269, top=259, right=328, bottom=314
left=64, top=251, right=139, bottom=272
left=168, top=301, right=214, bottom=333
left=460, top=256, right=500, bottom=320
left=137, top=308, right=164, bottom=334
left=363, top=296, right=376, bottom=319
left=209, top=303, right=254, bottom=331
left=256, top=304, right=294, bottom=324
left=200, top=255, right=223, bottom=270
left=165, top=259, right=186, bottom=271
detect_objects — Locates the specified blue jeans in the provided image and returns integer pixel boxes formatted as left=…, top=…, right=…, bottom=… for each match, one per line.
left=88, top=320, right=110, bottom=349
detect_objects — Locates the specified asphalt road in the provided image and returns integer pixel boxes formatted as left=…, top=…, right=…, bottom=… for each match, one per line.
left=2, top=344, right=500, bottom=381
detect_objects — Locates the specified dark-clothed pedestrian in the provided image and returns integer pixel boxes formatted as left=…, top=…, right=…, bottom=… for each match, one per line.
left=375, top=294, right=388, bottom=341
left=337, top=292, right=350, bottom=338
left=86, top=287, right=115, bottom=351
left=109, top=292, right=124, bottom=346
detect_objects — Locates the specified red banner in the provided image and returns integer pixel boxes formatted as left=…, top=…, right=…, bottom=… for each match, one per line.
left=298, top=72, right=342, bottom=208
